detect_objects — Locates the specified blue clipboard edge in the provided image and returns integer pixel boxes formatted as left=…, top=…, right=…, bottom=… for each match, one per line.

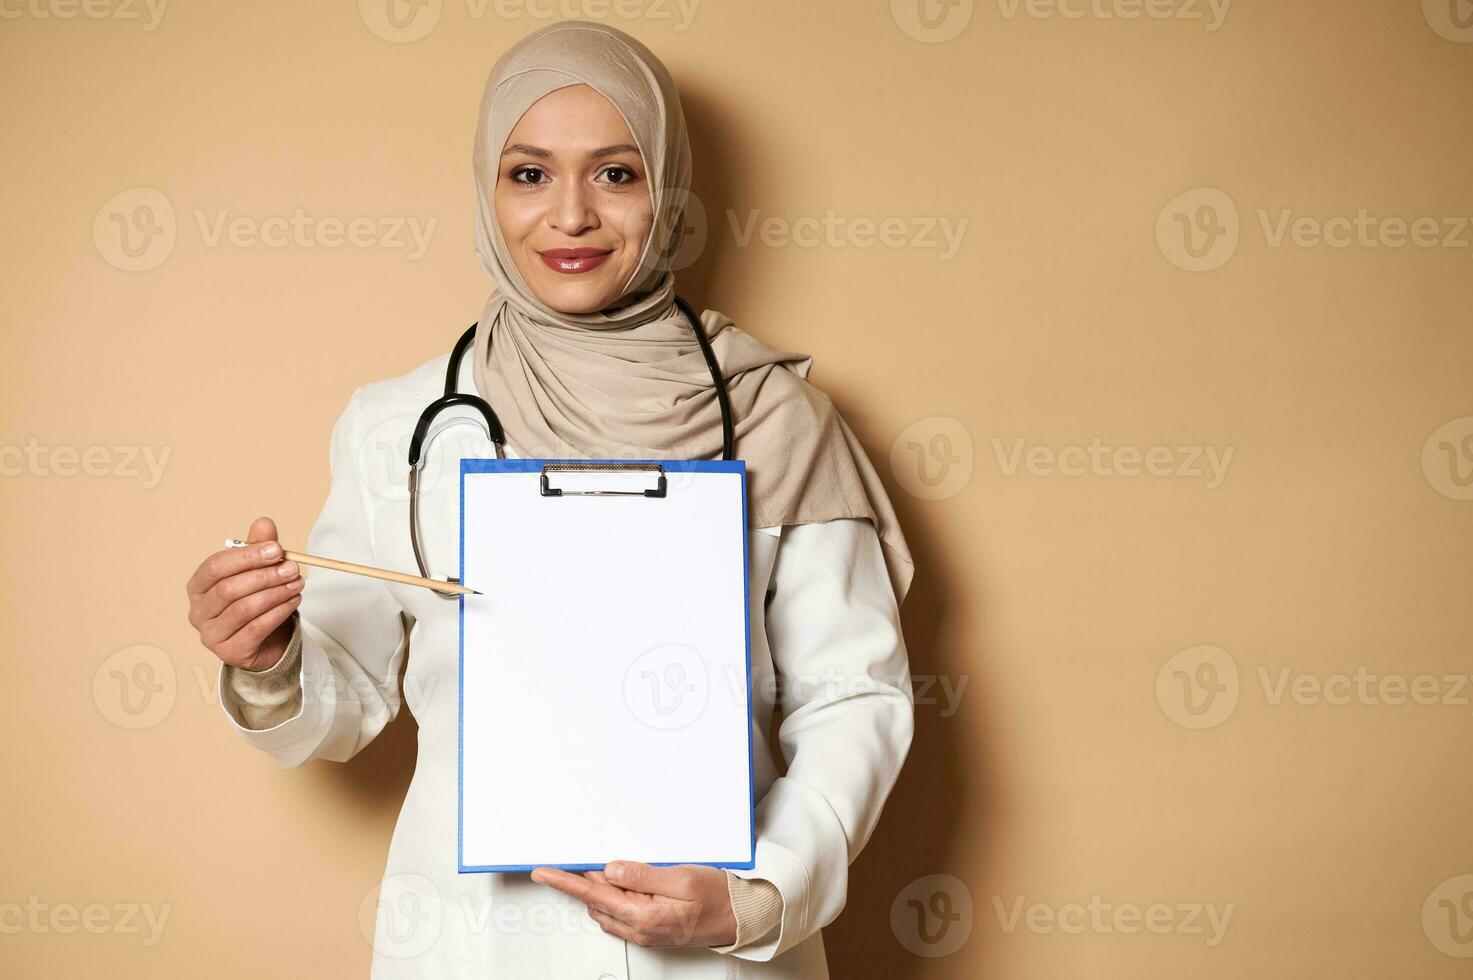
left=457, top=457, right=758, bottom=874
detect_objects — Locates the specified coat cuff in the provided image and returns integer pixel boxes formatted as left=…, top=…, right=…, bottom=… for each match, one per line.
left=708, top=872, right=782, bottom=953
left=220, top=615, right=305, bottom=731
left=713, top=838, right=810, bottom=962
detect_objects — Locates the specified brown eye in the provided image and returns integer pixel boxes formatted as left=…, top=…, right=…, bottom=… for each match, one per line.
left=598, top=166, right=638, bottom=186
left=511, top=166, right=548, bottom=186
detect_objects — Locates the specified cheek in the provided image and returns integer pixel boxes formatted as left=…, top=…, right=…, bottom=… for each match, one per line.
left=492, top=190, right=538, bottom=253
left=610, top=199, right=655, bottom=256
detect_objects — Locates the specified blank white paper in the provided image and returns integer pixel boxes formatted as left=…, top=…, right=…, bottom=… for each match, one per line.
left=458, top=460, right=755, bottom=872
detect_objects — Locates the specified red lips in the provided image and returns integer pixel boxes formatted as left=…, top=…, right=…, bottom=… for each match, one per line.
left=537, top=247, right=614, bottom=274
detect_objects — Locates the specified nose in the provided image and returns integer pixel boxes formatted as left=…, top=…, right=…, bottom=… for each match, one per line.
left=547, top=178, right=598, bottom=236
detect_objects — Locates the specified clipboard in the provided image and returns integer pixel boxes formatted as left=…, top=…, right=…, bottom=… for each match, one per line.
left=457, top=458, right=757, bottom=873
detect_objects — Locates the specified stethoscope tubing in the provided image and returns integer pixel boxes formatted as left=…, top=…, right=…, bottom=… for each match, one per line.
left=406, top=294, right=735, bottom=592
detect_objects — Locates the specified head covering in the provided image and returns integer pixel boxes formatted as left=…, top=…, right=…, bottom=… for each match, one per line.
left=470, top=20, right=915, bottom=604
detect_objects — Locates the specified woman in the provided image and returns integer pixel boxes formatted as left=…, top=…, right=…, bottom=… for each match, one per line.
left=184, top=20, right=916, bottom=979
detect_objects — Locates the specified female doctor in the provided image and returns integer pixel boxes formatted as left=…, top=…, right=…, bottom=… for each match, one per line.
left=184, top=20, right=916, bottom=980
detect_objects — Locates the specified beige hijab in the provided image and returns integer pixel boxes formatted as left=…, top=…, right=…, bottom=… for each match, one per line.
left=469, top=20, right=915, bottom=605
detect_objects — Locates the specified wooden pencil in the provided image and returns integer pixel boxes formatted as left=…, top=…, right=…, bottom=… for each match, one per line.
left=224, top=538, right=480, bottom=596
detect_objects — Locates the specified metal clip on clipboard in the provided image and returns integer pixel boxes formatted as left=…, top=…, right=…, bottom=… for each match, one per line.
left=539, top=462, right=668, bottom=498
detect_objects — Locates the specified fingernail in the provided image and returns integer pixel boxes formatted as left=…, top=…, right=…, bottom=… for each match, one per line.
left=286, top=577, right=303, bottom=591
left=261, top=542, right=281, bottom=559
left=277, top=561, right=297, bottom=578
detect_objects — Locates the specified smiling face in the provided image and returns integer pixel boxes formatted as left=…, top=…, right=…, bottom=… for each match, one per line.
left=492, top=84, right=654, bottom=315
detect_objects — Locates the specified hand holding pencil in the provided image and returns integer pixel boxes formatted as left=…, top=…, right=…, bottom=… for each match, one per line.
left=184, top=516, right=306, bottom=673
left=185, top=516, right=479, bottom=674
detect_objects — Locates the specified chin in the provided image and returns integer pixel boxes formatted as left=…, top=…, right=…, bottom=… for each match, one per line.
left=529, top=274, right=623, bottom=315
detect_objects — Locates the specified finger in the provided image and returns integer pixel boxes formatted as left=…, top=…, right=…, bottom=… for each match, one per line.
left=531, top=868, right=643, bottom=922
left=213, top=595, right=301, bottom=664
left=194, top=560, right=301, bottom=623
left=186, top=537, right=284, bottom=599
left=202, top=577, right=305, bottom=645
left=586, top=907, right=650, bottom=946
left=604, top=861, right=695, bottom=900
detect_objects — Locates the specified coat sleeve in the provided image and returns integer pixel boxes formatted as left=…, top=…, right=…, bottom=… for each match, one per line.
left=221, top=616, right=305, bottom=730
left=215, top=386, right=413, bottom=769
left=719, top=516, right=914, bottom=963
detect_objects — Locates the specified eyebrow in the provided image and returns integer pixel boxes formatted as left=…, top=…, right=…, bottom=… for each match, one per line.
left=501, top=142, right=641, bottom=160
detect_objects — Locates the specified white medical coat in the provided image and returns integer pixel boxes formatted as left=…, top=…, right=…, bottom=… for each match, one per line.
left=216, top=351, right=915, bottom=979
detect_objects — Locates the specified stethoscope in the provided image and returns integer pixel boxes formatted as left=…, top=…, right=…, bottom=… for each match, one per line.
left=406, top=294, right=736, bottom=597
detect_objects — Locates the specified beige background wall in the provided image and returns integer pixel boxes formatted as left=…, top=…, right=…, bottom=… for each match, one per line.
left=3, top=1, right=1471, bottom=976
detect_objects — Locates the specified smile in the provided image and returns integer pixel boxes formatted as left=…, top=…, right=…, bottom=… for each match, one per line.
left=537, top=247, right=614, bottom=274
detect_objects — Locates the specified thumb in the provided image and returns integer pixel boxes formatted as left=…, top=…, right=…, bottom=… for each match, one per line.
left=245, top=515, right=279, bottom=546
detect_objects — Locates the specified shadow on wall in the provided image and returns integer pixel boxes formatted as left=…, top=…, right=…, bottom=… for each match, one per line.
left=822, top=492, right=994, bottom=977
